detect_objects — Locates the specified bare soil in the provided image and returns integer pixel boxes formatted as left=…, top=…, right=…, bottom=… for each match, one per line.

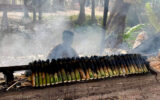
left=0, top=74, right=160, bottom=100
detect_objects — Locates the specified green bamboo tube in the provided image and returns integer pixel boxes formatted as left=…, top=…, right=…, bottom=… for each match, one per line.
left=61, top=68, right=67, bottom=83
left=39, top=72, right=43, bottom=87
left=58, top=71, right=63, bottom=83
left=31, top=73, right=36, bottom=87
left=50, top=74, right=55, bottom=85
left=35, top=72, right=39, bottom=87
left=54, top=72, right=58, bottom=84
left=46, top=72, right=50, bottom=86
left=78, top=67, right=86, bottom=80
left=42, top=72, right=46, bottom=86
left=75, top=69, right=81, bottom=81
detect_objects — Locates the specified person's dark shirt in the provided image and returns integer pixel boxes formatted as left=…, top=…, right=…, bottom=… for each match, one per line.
left=47, top=44, right=78, bottom=60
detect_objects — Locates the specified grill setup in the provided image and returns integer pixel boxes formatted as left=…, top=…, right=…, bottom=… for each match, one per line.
left=29, top=54, right=150, bottom=87
left=0, top=54, right=154, bottom=88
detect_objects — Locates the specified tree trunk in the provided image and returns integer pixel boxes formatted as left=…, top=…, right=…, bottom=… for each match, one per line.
left=106, top=0, right=130, bottom=48
left=86, top=0, right=90, bottom=7
left=12, top=0, right=15, bottom=5
left=52, top=0, right=58, bottom=11
left=59, top=0, right=65, bottom=10
left=100, top=0, right=109, bottom=54
left=24, top=0, right=29, bottom=18
left=32, top=0, right=37, bottom=22
left=33, top=9, right=36, bottom=22
left=1, top=9, right=9, bottom=31
left=103, top=0, right=109, bottom=29
left=38, top=0, right=42, bottom=20
left=91, top=0, right=97, bottom=23
left=71, top=0, right=77, bottom=9
left=77, top=0, right=86, bottom=24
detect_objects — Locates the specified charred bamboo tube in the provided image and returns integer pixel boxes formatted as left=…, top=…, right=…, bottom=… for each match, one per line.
left=88, top=57, right=98, bottom=79
left=67, top=60, right=76, bottom=82
left=33, top=61, right=39, bottom=87
left=127, top=55, right=139, bottom=74
left=51, top=60, right=58, bottom=84
left=119, top=55, right=130, bottom=75
left=78, top=59, right=87, bottom=81
left=141, top=57, right=149, bottom=73
left=75, top=58, right=86, bottom=81
left=58, top=59, right=67, bottom=83
left=91, top=57, right=101, bottom=79
left=104, top=56, right=113, bottom=77
left=121, top=55, right=133, bottom=74
left=100, top=57, right=109, bottom=77
left=65, top=63, right=72, bottom=82
left=63, top=59, right=72, bottom=82
left=30, top=62, right=36, bottom=87
left=50, top=60, right=55, bottom=85
left=137, top=55, right=149, bottom=73
left=134, top=54, right=143, bottom=73
left=82, top=57, right=94, bottom=80
left=72, top=58, right=81, bottom=81
left=108, top=56, right=117, bottom=76
left=29, top=54, right=150, bottom=87
left=37, top=60, right=43, bottom=87
left=45, top=60, right=50, bottom=86
left=81, top=59, right=90, bottom=80
left=113, top=56, right=123, bottom=76
left=41, top=61, right=46, bottom=86
left=126, top=55, right=136, bottom=74
left=94, top=56, right=105, bottom=78
left=57, top=62, right=63, bottom=83
left=54, top=61, right=62, bottom=84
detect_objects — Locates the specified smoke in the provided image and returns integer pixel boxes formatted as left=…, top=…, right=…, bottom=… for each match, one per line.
left=73, top=25, right=104, bottom=56
left=0, top=15, right=105, bottom=66
left=1, top=0, right=160, bottom=67
left=0, top=16, right=68, bottom=66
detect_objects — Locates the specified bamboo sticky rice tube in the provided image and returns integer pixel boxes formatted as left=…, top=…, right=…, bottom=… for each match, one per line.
left=100, top=58, right=109, bottom=77
left=31, top=73, right=35, bottom=87
left=83, top=57, right=94, bottom=79
left=72, top=59, right=81, bottom=81
left=88, top=58, right=98, bottom=79
left=78, top=62, right=86, bottom=80
left=91, top=58, right=101, bottom=79
left=95, top=57, right=105, bottom=78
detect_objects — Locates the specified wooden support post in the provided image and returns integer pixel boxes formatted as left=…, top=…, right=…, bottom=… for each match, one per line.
left=3, top=71, right=14, bottom=84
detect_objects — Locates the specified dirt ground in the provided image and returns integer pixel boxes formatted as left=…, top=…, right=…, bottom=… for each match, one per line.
left=0, top=73, right=160, bottom=100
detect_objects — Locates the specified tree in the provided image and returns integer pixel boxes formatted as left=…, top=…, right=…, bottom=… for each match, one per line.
left=100, top=0, right=109, bottom=55
left=32, top=0, right=44, bottom=22
left=1, top=0, right=9, bottom=31
left=59, top=0, right=65, bottom=9
left=32, top=0, right=37, bottom=22
left=106, top=0, right=130, bottom=48
left=38, top=0, right=43, bottom=20
left=103, top=0, right=109, bottom=29
left=77, top=0, right=86, bottom=24
left=1, top=9, right=9, bottom=31
left=86, top=0, right=90, bottom=7
left=24, top=0, right=29, bottom=18
left=12, top=0, right=15, bottom=5
left=91, top=0, right=97, bottom=23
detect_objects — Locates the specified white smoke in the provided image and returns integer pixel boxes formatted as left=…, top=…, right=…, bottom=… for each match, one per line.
left=0, top=15, right=105, bottom=66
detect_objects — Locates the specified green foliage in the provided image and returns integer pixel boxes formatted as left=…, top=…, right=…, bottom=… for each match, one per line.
left=69, top=15, right=103, bottom=28
left=123, top=24, right=146, bottom=47
left=145, top=2, right=160, bottom=32
left=124, top=24, right=145, bottom=39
